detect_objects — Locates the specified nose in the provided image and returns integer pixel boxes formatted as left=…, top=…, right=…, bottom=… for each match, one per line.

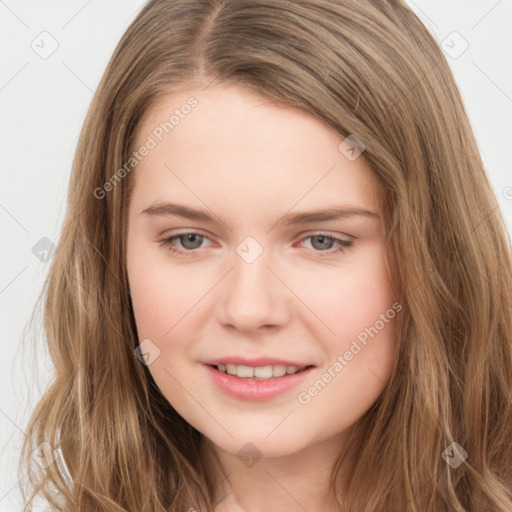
left=216, top=248, right=292, bottom=333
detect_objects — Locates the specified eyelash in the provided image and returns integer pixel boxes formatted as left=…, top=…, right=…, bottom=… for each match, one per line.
left=158, top=231, right=354, bottom=258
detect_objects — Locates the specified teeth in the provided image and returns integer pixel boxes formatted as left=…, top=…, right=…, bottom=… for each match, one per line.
left=236, top=365, right=254, bottom=378
left=254, top=365, right=272, bottom=379
left=215, top=363, right=305, bottom=380
left=273, top=365, right=287, bottom=377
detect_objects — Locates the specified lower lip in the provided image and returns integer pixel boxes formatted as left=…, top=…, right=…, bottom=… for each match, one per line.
left=204, top=364, right=315, bottom=401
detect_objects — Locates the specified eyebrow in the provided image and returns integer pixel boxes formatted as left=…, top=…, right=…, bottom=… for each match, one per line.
left=141, top=203, right=380, bottom=227
left=141, top=202, right=380, bottom=226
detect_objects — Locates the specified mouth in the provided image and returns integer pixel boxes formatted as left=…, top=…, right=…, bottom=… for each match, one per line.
left=205, top=362, right=316, bottom=401
left=207, top=363, right=315, bottom=380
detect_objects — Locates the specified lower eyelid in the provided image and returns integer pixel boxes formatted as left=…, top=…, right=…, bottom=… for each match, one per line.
left=159, top=233, right=353, bottom=254
left=160, top=233, right=211, bottom=250
left=297, top=234, right=353, bottom=250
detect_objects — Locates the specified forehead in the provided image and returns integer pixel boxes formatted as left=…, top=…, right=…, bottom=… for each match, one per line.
left=130, top=84, right=382, bottom=218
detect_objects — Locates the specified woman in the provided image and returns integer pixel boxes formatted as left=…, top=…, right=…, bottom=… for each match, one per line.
left=21, top=0, right=512, bottom=510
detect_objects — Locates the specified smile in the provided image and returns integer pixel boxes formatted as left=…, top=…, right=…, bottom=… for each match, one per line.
left=205, top=364, right=315, bottom=401
left=215, top=363, right=308, bottom=380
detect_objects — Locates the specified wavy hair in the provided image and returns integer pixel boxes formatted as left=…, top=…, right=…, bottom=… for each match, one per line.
left=20, top=0, right=512, bottom=510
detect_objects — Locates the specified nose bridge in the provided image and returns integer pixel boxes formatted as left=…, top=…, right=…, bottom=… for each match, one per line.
left=218, top=237, right=288, bottom=331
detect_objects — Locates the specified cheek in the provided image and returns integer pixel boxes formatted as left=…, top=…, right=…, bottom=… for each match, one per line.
left=127, top=248, right=202, bottom=339
left=296, top=316, right=398, bottom=439
left=294, top=247, right=399, bottom=407
left=129, top=271, right=170, bottom=339
left=293, top=247, right=395, bottom=340
left=127, top=256, right=202, bottom=405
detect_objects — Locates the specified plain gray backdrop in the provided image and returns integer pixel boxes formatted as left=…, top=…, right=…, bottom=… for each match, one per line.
left=1, top=1, right=511, bottom=509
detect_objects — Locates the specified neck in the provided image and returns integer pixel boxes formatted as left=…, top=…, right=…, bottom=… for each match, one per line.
left=200, top=430, right=356, bottom=512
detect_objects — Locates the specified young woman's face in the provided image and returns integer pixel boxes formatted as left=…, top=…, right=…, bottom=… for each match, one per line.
left=126, top=83, right=399, bottom=459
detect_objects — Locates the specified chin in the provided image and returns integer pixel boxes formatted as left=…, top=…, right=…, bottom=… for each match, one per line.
left=205, top=428, right=311, bottom=460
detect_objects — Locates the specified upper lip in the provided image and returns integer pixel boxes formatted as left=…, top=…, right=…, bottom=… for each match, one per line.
left=203, top=357, right=314, bottom=367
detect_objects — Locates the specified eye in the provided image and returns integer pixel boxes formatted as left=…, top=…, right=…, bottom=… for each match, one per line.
left=297, top=232, right=354, bottom=255
left=159, top=231, right=212, bottom=257
left=159, top=231, right=354, bottom=258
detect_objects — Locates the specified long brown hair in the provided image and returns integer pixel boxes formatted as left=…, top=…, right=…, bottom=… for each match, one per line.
left=20, top=0, right=512, bottom=510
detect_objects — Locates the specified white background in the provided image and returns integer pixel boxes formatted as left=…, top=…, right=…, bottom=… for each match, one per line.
left=1, top=1, right=511, bottom=509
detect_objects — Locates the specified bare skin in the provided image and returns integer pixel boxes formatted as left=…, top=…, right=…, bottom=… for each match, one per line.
left=126, top=83, right=399, bottom=511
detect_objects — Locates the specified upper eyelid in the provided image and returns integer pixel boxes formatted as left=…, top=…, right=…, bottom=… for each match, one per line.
left=163, top=230, right=215, bottom=246
left=161, top=230, right=352, bottom=246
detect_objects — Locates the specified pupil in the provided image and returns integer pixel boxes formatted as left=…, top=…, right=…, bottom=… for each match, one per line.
left=313, top=235, right=331, bottom=250
left=182, top=234, right=202, bottom=249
